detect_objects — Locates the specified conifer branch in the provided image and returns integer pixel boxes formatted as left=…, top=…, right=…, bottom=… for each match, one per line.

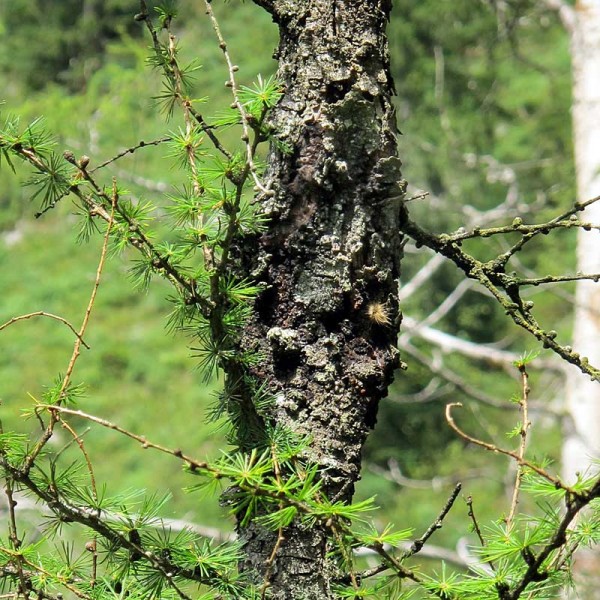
left=402, top=202, right=600, bottom=381
left=0, top=461, right=199, bottom=599
left=508, top=476, right=600, bottom=599
left=202, top=0, right=271, bottom=196
left=137, top=1, right=232, bottom=160
left=0, top=547, right=93, bottom=600
left=65, top=153, right=211, bottom=313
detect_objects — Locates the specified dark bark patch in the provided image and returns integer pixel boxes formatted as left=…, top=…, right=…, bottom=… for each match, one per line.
left=324, top=79, right=353, bottom=103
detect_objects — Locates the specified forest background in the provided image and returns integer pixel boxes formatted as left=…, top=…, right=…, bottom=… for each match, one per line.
left=0, top=0, right=590, bottom=592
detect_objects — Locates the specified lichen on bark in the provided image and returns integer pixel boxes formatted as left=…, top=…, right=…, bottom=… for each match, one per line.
left=230, top=1, right=406, bottom=596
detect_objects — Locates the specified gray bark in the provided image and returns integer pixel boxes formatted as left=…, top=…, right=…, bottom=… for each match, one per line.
left=234, top=1, right=405, bottom=597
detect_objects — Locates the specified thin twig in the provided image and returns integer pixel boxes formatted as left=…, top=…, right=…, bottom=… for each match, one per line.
left=23, top=188, right=116, bottom=473
left=506, top=363, right=531, bottom=527
left=3, top=477, right=29, bottom=598
left=166, top=26, right=215, bottom=273
left=58, top=419, right=97, bottom=504
left=465, top=494, right=496, bottom=574
left=90, top=136, right=172, bottom=173
left=260, top=447, right=286, bottom=599
left=137, top=1, right=232, bottom=160
left=401, top=482, right=462, bottom=560
left=445, top=403, right=570, bottom=492
left=42, top=405, right=211, bottom=473
left=68, top=157, right=209, bottom=311
left=402, top=211, right=600, bottom=381
left=516, top=272, right=600, bottom=287
left=353, top=484, right=461, bottom=585
left=0, top=312, right=90, bottom=349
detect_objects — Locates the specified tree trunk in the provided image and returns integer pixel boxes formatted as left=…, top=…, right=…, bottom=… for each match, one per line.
left=562, top=0, right=600, bottom=595
left=234, top=1, right=405, bottom=597
left=563, top=0, right=600, bottom=499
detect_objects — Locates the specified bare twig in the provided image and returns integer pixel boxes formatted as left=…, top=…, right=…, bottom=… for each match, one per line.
left=516, top=272, right=600, bottom=287
left=260, top=447, right=287, bottom=599
left=353, top=484, right=462, bottom=586
left=58, top=419, right=97, bottom=504
left=0, top=312, right=90, bottom=349
left=445, top=403, right=570, bottom=492
left=41, top=404, right=211, bottom=473
left=23, top=188, right=116, bottom=473
left=465, top=495, right=496, bottom=574
left=402, top=201, right=600, bottom=381
left=3, top=477, right=28, bottom=598
left=401, top=483, right=462, bottom=560
left=90, top=136, right=172, bottom=173
left=506, top=363, right=531, bottom=527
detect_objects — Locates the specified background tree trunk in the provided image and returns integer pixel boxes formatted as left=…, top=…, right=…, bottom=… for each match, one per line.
left=563, top=1, right=600, bottom=481
left=558, top=0, right=600, bottom=595
left=236, top=1, right=405, bottom=597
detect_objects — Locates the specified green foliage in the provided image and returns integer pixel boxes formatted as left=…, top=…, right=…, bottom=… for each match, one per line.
left=0, top=0, right=159, bottom=92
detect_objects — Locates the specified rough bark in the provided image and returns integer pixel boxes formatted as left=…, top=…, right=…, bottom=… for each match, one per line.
left=233, top=1, right=405, bottom=597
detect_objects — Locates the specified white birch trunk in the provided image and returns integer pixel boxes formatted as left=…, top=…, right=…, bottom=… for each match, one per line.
left=562, top=1, right=600, bottom=595
left=563, top=0, right=600, bottom=486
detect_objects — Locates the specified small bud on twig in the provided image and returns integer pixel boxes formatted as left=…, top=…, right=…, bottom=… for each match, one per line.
left=63, top=150, right=76, bottom=164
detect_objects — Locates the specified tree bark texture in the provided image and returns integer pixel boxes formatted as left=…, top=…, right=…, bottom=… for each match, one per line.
left=234, top=1, right=405, bottom=597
